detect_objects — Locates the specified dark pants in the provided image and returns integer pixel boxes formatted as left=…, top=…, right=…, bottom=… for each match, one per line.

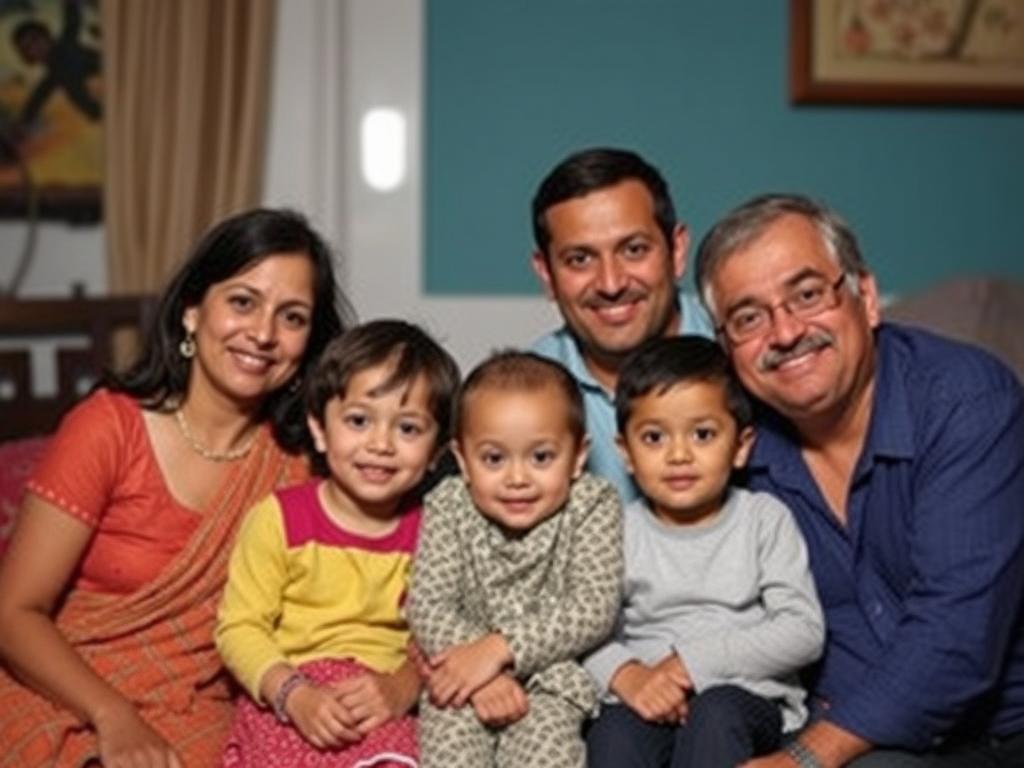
left=844, top=728, right=1024, bottom=767
left=586, top=684, right=782, bottom=768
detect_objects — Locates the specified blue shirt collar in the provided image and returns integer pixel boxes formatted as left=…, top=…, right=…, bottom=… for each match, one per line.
left=548, top=285, right=712, bottom=395
left=749, top=325, right=915, bottom=477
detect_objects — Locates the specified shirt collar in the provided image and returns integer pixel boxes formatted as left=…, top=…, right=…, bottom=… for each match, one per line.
left=552, top=284, right=710, bottom=394
left=861, top=324, right=915, bottom=460
left=748, top=325, right=914, bottom=477
left=550, top=329, right=604, bottom=393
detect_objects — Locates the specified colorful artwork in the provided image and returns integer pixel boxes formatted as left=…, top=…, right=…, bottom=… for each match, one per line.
left=0, top=0, right=101, bottom=221
left=791, top=0, right=1024, bottom=104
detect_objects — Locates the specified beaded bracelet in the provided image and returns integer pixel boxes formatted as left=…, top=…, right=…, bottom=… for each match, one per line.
left=786, top=740, right=825, bottom=768
left=272, top=670, right=309, bottom=724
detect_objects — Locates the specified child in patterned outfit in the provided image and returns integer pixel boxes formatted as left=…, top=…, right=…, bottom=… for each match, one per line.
left=215, top=320, right=460, bottom=768
left=408, top=351, right=623, bottom=768
left=584, top=336, right=825, bottom=768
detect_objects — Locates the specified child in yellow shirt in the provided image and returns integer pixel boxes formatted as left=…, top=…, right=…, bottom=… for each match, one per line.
left=216, top=319, right=459, bottom=767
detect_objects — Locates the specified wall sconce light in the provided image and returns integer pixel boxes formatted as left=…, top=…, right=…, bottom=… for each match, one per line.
left=360, top=108, right=406, bottom=192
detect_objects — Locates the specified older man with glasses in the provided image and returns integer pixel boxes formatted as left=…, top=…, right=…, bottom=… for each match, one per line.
left=696, top=194, right=1024, bottom=768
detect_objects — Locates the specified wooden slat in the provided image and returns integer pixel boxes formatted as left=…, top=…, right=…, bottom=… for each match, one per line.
left=0, top=295, right=157, bottom=439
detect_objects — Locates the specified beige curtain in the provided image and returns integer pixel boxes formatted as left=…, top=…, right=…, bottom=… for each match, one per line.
left=101, top=0, right=275, bottom=293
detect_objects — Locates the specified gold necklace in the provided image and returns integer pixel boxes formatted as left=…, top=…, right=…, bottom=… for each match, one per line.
left=173, top=408, right=256, bottom=462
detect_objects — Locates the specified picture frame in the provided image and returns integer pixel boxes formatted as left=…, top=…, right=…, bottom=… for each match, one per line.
left=790, top=0, right=1024, bottom=106
left=0, top=0, right=102, bottom=223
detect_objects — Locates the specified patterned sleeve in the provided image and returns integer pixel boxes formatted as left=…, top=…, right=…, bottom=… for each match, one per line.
left=407, top=476, right=489, bottom=655
left=499, top=475, right=623, bottom=678
left=24, top=390, right=130, bottom=527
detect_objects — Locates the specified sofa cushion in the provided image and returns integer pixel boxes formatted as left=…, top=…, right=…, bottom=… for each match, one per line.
left=886, top=278, right=1024, bottom=382
left=0, top=436, right=50, bottom=556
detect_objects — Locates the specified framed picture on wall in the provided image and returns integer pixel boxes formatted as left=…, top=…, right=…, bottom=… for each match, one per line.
left=0, top=0, right=102, bottom=223
left=790, top=0, right=1024, bottom=105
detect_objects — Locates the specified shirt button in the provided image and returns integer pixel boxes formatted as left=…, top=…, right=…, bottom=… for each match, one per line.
left=871, top=602, right=883, bottom=617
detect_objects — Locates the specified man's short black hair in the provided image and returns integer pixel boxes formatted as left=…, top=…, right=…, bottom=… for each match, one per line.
left=615, top=335, right=752, bottom=434
left=531, top=147, right=677, bottom=258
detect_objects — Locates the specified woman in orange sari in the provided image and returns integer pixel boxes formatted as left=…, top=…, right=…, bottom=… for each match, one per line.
left=0, top=208, right=349, bottom=768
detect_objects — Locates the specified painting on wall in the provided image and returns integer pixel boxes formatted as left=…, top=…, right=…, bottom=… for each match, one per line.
left=791, top=0, right=1024, bottom=105
left=0, top=0, right=102, bottom=222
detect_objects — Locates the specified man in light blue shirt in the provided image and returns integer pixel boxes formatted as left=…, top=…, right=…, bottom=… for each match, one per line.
left=530, top=148, right=712, bottom=502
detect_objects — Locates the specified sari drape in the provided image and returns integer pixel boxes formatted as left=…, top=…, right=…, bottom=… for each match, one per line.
left=0, top=426, right=307, bottom=767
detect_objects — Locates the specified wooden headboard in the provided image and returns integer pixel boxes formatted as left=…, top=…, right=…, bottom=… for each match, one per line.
left=0, top=295, right=157, bottom=440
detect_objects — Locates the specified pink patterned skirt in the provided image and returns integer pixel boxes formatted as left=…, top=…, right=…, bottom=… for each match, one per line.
left=222, top=658, right=418, bottom=768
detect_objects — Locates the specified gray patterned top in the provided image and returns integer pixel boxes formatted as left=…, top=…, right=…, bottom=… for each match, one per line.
left=408, top=472, right=623, bottom=711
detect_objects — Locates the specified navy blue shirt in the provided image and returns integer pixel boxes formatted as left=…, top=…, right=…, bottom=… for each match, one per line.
left=746, top=324, right=1024, bottom=750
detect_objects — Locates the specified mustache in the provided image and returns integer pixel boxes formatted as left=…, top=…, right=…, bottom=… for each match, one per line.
left=582, top=287, right=647, bottom=310
left=758, top=331, right=834, bottom=372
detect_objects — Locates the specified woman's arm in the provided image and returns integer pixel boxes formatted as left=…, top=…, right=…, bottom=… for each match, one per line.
left=0, top=494, right=181, bottom=767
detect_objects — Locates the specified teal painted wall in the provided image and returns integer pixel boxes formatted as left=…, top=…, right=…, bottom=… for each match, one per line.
left=425, top=1, right=1024, bottom=296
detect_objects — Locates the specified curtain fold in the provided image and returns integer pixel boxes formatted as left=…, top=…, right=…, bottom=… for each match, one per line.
left=101, top=0, right=275, bottom=293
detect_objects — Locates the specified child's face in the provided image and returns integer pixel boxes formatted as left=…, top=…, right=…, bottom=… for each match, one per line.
left=308, top=364, right=439, bottom=517
left=454, top=384, right=588, bottom=534
left=618, top=379, right=753, bottom=526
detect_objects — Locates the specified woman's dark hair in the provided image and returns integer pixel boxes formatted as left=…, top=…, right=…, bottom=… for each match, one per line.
left=106, top=207, right=351, bottom=452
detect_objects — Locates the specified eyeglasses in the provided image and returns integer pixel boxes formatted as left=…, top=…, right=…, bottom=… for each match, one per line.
left=717, top=272, right=848, bottom=344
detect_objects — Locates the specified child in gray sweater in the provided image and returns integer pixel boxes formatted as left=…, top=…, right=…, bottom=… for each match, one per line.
left=584, top=336, right=824, bottom=768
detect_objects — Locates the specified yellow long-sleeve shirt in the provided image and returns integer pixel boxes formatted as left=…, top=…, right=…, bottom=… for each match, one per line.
left=215, top=480, right=420, bottom=701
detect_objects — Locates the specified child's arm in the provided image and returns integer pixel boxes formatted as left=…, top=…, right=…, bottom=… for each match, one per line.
left=260, top=662, right=361, bottom=748
left=470, top=672, right=529, bottom=727
left=330, top=657, right=421, bottom=734
left=491, top=476, right=623, bottom=679
left=407, top=478, right=491, bottom=655
left=216, top=499, right=366, bottom=747
left=422, top=631, right=512, bottom=707
left=585, top=617, right=692, bottom=724
left=215, top=496, right=296, bottom=700
left=673, top=494, right=825, bottom=688
left=608, top=653, right=691, bottom=724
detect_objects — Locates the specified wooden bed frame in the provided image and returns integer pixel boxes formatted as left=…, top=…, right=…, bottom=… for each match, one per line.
left=0, top=295, right=157, bottom=440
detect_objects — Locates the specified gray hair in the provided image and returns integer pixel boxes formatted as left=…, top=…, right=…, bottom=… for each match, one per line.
left=695, top=194, right=867, bottom=315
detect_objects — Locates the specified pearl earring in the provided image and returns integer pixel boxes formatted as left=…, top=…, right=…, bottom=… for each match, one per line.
left=179, top=332, right=196, bottom=359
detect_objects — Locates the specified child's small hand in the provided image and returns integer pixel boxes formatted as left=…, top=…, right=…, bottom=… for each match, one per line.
left=286, top=682, right=362, bottom=749
left=407, top=640, right=432, bottom=680
left=654, top=652, right=692, bottom=691
left=470, top=672, right=529, bottom=727
left=610, top=654, right=691, bottom=724
left=428, top=632, right=513, bottom=708
left=331, top=661, right=421, bottom=734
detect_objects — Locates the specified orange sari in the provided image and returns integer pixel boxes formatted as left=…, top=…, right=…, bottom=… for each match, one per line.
left=0, top=395, right=307, bottom=767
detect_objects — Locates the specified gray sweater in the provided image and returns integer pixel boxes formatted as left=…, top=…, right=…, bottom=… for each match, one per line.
left=584, top=487, right=824, bottom=731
